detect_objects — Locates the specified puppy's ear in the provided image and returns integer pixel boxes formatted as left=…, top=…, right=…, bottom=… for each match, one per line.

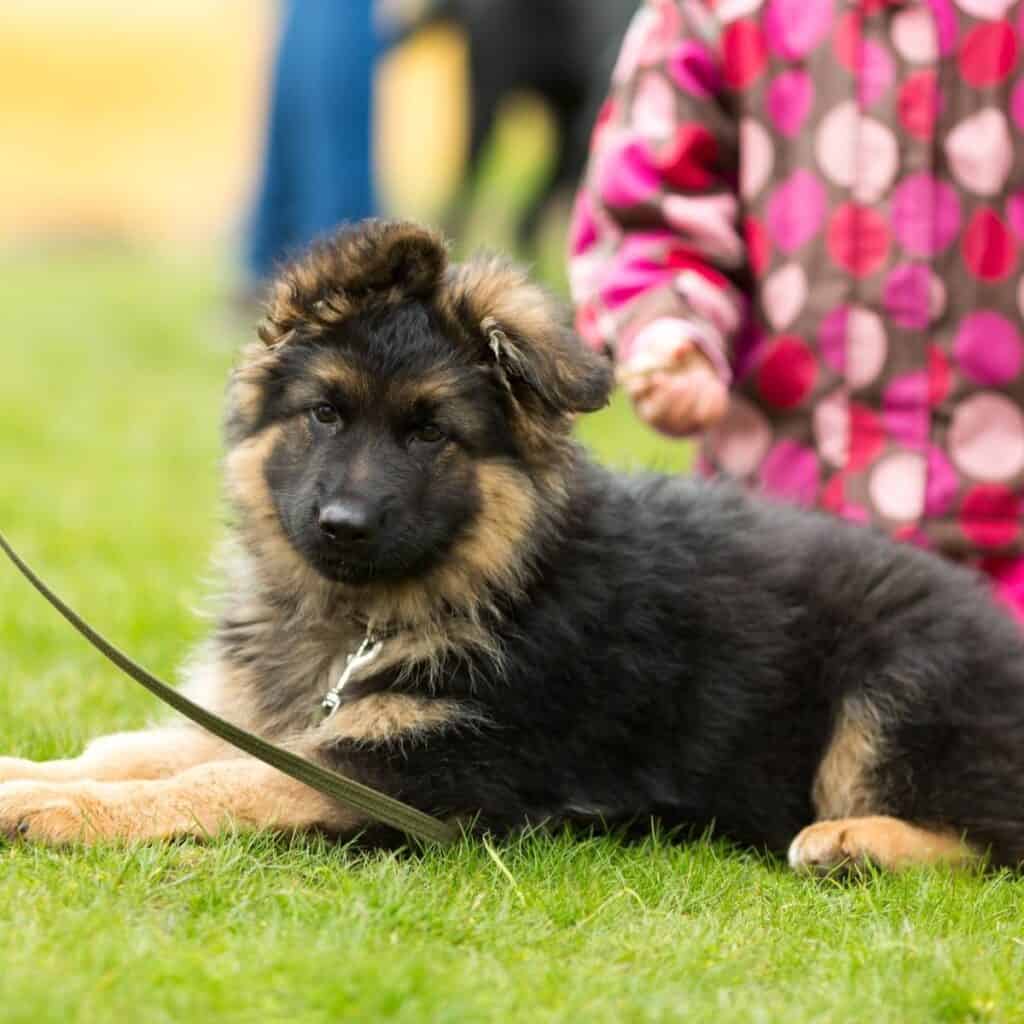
left=258, top=219, right=448, bottom=345
left=483, top=317, right=612, bottom=415
left=336, top=219, right=447, bottom=299
left=446, top=257, right=613, bottom=415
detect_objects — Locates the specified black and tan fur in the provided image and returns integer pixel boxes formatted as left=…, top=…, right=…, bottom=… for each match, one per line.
left=3, top=220, right=1024, bottom=873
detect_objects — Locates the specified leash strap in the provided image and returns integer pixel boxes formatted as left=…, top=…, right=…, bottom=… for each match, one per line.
left=0, top=530, right=457, bottom=845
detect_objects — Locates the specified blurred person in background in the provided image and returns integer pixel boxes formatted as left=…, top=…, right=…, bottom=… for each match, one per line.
left=244, top=0, right=382, bottom=288
left=570, top=0, right=1024, bottom=621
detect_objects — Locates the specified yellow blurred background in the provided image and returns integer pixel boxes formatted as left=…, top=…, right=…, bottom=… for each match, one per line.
left=0, top=0, right=469, bottom=242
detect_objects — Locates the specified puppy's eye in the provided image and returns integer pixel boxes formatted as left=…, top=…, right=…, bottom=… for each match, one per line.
left=311, top=404, right=341, bottom=426
left=409, top=423, right=445, bottom=445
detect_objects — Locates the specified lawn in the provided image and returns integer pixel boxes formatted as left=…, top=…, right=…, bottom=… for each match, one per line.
left=2, top=249, right=1024, bottom=1024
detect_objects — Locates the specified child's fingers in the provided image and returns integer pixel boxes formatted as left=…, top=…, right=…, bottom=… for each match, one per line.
left=634, top=367, right=729, bottom=437
left=691, top=374, right=730, bottom=428
left=622, top=335, right=698, bottom=378
left=637, top=373, right=701, bottom=436
left=637, top=372, right=688, bottom=420
left=617, top=336, right=705, bottom=385
left=619, top=370, right=655, bottom=400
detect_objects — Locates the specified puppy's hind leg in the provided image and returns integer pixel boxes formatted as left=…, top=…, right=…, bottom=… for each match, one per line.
left=788, top=698, right=978, bottom=873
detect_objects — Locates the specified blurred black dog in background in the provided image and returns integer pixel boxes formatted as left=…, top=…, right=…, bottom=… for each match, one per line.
left=415, top=0, right=638, bottom=251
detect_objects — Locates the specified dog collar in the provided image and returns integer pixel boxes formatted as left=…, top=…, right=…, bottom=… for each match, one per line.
left=321, top=628, right=384, bottom=717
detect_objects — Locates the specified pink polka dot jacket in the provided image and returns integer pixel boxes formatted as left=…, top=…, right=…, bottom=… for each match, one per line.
left=569, top=0, right=1024, bottom=558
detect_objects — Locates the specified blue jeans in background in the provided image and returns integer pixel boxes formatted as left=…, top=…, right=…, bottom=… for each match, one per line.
left=245, top=0, right=381, bottom=281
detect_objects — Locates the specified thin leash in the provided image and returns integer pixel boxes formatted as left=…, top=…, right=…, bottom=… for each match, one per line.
left=0, top=530, right=457, bottom=846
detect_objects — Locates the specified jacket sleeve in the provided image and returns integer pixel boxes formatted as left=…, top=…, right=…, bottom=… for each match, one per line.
left=568, top=0, right=745, bottom=382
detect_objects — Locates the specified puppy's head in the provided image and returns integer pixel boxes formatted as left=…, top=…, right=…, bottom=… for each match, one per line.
left=225, top=220, right=611, bottom=603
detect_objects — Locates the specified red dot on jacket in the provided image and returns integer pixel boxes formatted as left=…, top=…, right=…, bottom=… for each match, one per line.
left=960, top=21, right=1018, bottom=89
left=961, top=485, right=1021, bottom=549
left=658, top=123, right=718, bottom=191
left=745, top=216, right=772, bottom=277
left=722, top=19, right=767, bottom=91
left=827, top=204, right=891, bottom=278
left=821, top=472, right=846, bottom=513
left=832, top=10, right=861, bottom=72
left=963, top=208, right=1017, bottom=283
left=758, top=335, right=818, bottom=409
left=899, top=71, right=940, bottom=140
left=928, top=345, right=952, bottom=407
left=848, top=404, right=886, bottom=472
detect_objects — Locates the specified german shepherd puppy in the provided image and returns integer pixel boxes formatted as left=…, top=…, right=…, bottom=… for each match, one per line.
left=3, top=220, right=1024, bottom=872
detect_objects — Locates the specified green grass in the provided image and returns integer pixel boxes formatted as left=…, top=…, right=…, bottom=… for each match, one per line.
left=2, top=249, right=1024, bottom=1024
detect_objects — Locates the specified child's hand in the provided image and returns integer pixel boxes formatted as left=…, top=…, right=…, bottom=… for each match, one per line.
left=619, top=341, right=729, bottom=437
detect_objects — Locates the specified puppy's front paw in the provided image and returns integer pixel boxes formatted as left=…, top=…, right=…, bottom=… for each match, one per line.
left=0, top=782, right=111, bottom=845
left=788, top=816, right=975, bottom=874
left=788, top=820, right=861, bottom=874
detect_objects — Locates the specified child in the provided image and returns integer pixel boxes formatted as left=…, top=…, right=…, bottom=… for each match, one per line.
left=570, top=0, right=1024, bottom=620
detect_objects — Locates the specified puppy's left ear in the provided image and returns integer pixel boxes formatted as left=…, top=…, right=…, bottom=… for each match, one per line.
left=483, top=316, right=613, bottom=415
left=448, top=257, right=613, bottom=415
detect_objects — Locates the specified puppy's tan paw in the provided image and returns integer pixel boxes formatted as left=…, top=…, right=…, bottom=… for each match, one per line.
left=0, top=782, right=109, bottom=845
left=788, top=816, right=975, bottom=874
left=788, top=820, right=861, bottom=874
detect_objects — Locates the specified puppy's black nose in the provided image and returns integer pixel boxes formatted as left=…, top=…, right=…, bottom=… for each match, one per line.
left=318, top=499, right=377, bottom=543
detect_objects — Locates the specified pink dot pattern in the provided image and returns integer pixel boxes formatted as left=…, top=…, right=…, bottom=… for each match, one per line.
left=571, top=0, right=1024, bottom=558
